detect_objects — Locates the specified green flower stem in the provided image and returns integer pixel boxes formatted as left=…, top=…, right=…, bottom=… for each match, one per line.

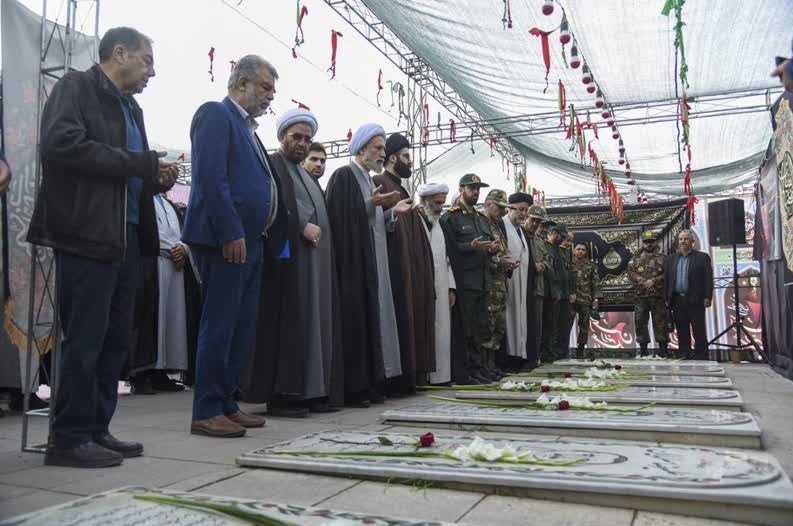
left=428, top=395, right=656, bottom=413
left=133, top=495, right=298, bottom=526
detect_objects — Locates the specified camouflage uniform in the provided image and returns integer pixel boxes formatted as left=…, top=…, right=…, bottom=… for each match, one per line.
left=556, top=240, right=576, bottom=358
left=481, top=190, right=510, bottom=366
left=627, top=233, right=669, bottom=354
left=541, top=234, right=563, bottom=364
left=570, top=258, right=602, bottom=356
left=524, top=205, right=549, bottom=367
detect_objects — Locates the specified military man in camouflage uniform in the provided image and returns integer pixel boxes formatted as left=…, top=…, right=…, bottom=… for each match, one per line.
left=556, top=226, right=576, bottom=358
left=440, top=174, right=499, bottom=383
left=570, top=242, right=602, bottom=358
left=480, top=189, right=517, bottom=377
left=627, top=231, right=669, bottom=356
left=541, top=223, right=564, bottom=363
left=522, top=205, right=549, bottom=367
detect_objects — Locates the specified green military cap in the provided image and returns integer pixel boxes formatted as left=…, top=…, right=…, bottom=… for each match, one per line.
left=641, top=231, right=658, bottom=242
left=458, top=173, right=490, bottom=188
left=549, top=223, right=565, bottom=234
left=527, top=204, right=546, bottom=220
left=485, top=188, right=510, bottom=207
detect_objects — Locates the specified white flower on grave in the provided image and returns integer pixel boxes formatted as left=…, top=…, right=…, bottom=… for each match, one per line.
left=585, top=367, right=625, bottom=379
left=548, top=393, right=608, bottom=409
left=449, top=437, right=533, bottom=463
left=634, top=354, right=671, bottom=361
left=501, top=380, right=516, bottom=390
left=536, top=393, right=551, bottom=405
left=539, top=378, right=608, bottom=390
left=500, top=380, right=532, bottom=391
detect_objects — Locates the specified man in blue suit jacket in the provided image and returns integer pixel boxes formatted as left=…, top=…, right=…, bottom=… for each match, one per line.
left=182, top=55, right=287, bottom=438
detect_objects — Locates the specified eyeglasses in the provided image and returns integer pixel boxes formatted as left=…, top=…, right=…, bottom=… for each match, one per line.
left=287, top=132, right=314, bottom=144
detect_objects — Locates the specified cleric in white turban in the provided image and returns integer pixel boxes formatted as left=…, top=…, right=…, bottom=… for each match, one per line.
left=325, top=123, right=416, bottom=404
left=276, top=108, right=318, bottom=140
left=417, top=182, right=449, bottom=198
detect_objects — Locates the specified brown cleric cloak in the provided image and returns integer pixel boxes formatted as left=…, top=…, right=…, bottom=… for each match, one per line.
left=241, top=151, right=344, bottom=406
left=372, top=172, right=435, bottom=386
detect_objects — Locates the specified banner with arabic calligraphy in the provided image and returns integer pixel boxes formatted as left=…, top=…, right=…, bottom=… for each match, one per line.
left=773, top=97, right=793, bottom=273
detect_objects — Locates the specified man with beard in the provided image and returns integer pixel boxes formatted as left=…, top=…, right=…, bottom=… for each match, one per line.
left=571, top=242, right=602, bottom=358
left=441, top=174, right=498, bottom=384
left=523, top=205, right=548, bottom=367
left=182, top=55, right=287, bottom=437
left=326, top=124, right=415, bottom=406
left=628, top=231, right=669, bottom=357
left=556, top=227, right=576, bottom=358
left=303, top=142, right=327, bottom=180
left=417, top=183, right=456, bottom=384
left=503, top=192, right=533, bottom=369
left=373, top=133, right=435, bottom=392
left=541, top=223, right=564, bottom=363
left=242, top=109, right=342, bottom=415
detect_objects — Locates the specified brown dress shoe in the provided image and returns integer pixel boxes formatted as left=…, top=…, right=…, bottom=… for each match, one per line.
left=226, top=411, right=266, bottom=428
left=191, top=415, right=246, bottom=438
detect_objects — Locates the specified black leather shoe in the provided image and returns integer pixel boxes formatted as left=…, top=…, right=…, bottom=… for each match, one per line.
left=130, top=380, right=157, bottom=395
left=345, top=399, right=371, bottom=408
left=94, top=433, right=143, bottom=458
left=151, top=378, right=186, bottom=392
left=267, top=405, right=309, bottom=418
left=309, top=402, right=340, bottom=413
left=45, top=441, right=123, bottom=468
left=368, top=390, right=386, bottom=404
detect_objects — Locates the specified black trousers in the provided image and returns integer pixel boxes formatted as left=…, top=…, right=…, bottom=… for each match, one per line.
left=462, top=288, right=488, bottom=371
left=53, top=226, right=140, bottom=448
left=540, top=297, right=560, bottom=363
left=671, top=295, right=708, bottom=359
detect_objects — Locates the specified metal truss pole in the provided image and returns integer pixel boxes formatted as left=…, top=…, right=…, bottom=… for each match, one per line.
left=22, top=0, right=100, bottom=454
left=406, top=74, right=427, bottom=195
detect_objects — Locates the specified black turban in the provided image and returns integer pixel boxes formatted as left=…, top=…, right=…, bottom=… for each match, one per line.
left=385, top=133, right=411, bottom=160
left=508, top=192, right=533, bottom=205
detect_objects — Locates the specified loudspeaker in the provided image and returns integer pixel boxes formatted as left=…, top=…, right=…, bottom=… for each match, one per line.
left=708, top=198, right=746, bottom=246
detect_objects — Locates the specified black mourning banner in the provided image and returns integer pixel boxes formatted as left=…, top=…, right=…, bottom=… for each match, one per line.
left=547, top=199, right=689, bottom=309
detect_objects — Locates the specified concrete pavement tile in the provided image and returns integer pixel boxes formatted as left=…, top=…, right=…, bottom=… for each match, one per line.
left=1, top=456, right=227, bottom=495
left=0, top=488, right=79, bottom=520
left=199, top=468, right=359, bottom=506
left=460, top=495, right=634, bottom=526
left=161, top=467, right=247, bottom=491
left=633, top=511, right=752, bottom=526
left=142, top=431, right=284, bottom=466
left=318, top=480, right=484, bottom=523
left=0, top=450, right=45, bottom=475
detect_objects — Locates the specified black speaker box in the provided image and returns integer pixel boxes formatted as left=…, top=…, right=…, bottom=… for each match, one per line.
left=708, top=198, right=746, bottom=246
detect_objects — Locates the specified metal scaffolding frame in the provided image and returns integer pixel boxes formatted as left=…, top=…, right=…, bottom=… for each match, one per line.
left=21, top=0, right=101, bottom=454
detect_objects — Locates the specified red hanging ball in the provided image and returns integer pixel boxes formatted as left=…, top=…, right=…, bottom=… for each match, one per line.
left=582, top=64, right=592, bottom=84
left=619, top=152, right=625, bottom=165
left=611, top=126, right=620, bottom=140
left=560, top=18, right=571, bottom=44
left=606, top=117, right=615, bottom=127
left=542, top=0, right=554, bottom=16
left=595, top=89, right=604, bottom=108
left=625, top=162, right=632, bottom=177
left=601, top=109, right=611, bottom=119
left=618, top=139, right=625, bottom=154
left=586, top=82, right=596, bottom=94
left=569, top=46, right=581, bottom=69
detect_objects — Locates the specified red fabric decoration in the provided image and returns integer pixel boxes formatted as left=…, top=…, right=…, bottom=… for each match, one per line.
left=449, top=119, right=457, bottom=142
left=328, top=30, right=343, bottom=79
left=503, top=0, right=513, bottom=29
left=207, top=47, right=215, bottom=82
left=529, top=28, right=552, bottom=92
left=687, top=194, right=699, bottom=224
left=376, top=69, right=383, bottom=106
left=558, top=80, right=567, bottom=127
left=177, top=153, right=185, bottom=162
left=292, top=4, right=309, bottom=59
left=489, top=135, right=496, bottom=156
left=423, top=104, right=430, bottom=140
left=346, top=128, right=353, bottom=142
left=683, top=146, right=693, bottom=195
left=592, top=123, right=599, bottom=140
left=291, top=99, right=311, bottom=110
left=230, top=60, right=237, bottom=72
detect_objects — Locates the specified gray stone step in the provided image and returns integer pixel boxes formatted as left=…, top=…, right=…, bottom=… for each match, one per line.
left=507, top=373, right=734, bottom=388
left=236, top=431, right=793, bottom=526
left=535, top=365, right=726, bottom=376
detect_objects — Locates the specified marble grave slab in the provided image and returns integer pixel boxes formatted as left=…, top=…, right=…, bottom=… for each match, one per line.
left=507, top=373, right=734, bottom=388
left=0, top=486, right=457, bottom=526
left=554, top=358, right=718, bottom=367
left=380, top=400, right=761, bottom=448
left=454, top=386, right=744, bottom=411
left=535, top=364, right=725, bottom=376
left=236, top=431, right=793, bottom=526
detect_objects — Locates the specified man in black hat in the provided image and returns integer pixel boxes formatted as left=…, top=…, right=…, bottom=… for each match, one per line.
left=441, top=174, right=498, bottom=383
left=373, top=134, right=435, bottom=392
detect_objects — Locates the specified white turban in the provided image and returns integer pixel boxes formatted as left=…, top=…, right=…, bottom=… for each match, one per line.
left=417, top=183, right=449, bottom=197
left=276, top=108, right=319, bottom=139
left=349, top=123, right=385, bottom=156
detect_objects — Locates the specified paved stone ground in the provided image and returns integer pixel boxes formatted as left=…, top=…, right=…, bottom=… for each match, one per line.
left=0, top=363, right=790, bottom=525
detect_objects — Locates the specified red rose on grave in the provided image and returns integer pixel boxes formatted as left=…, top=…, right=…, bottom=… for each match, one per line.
left=558, top=400, right=570, bottom=410
left=541, top=385, right=551, bottom=392
left=564, top=372, right=572, bottom=378
left=419, top=432, right=435, bottom=447
left=590, top=357, right=596, bottom=362
left=615, top=365, right=623, bottom=370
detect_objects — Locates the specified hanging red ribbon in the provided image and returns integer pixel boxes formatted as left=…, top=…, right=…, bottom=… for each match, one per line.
left=207, top=47, right=215, bottom=82
left=328, top=30, right=343, bottom=79
left=376, top=69, right=383, bottom=106
left=502, top=0, right=513, bottom=29
left=683, top=146, right=693, bottom=195
left=230, top=60, right=237, bottom=72
left=177, top=153, right=185, bottom=162
left=449, top=119, right=457, bottom=142
left=423, top=104, right=430, bottom=140
left=541, top=191, right=545, bottom=206
left=291, top=99, right=311, bottom=110
left=346, top=128, right=353, bottom=142
left=687, top=194, right=699, bottom=224
left=558, top=80, right=566, bottom=127
left=529, top=28, right=552, bottom=92
left=489, top=135, right=496, bottom=156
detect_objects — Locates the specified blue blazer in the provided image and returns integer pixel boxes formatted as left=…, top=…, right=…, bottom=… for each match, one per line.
left=182, top=97, right=287, bottom=253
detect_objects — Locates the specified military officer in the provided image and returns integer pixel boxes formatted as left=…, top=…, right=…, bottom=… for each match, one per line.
left=557, top=226, right=576, bottom=358
left=440, top=174, right=498, bottom=383
left=480, top=189, right=517, bottom=378
left=627, top=230, right=669, bottom=356
left=570, top=242, right=602, bottom=358
left=522, top=205, right=549, bottom=367
left=541, top=223, right=564, bottom=363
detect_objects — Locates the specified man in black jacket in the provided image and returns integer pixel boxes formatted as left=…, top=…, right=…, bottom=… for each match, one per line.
left=664, top=229, right=714, bottom=360
left=27, top=27, right=178, bottom=468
